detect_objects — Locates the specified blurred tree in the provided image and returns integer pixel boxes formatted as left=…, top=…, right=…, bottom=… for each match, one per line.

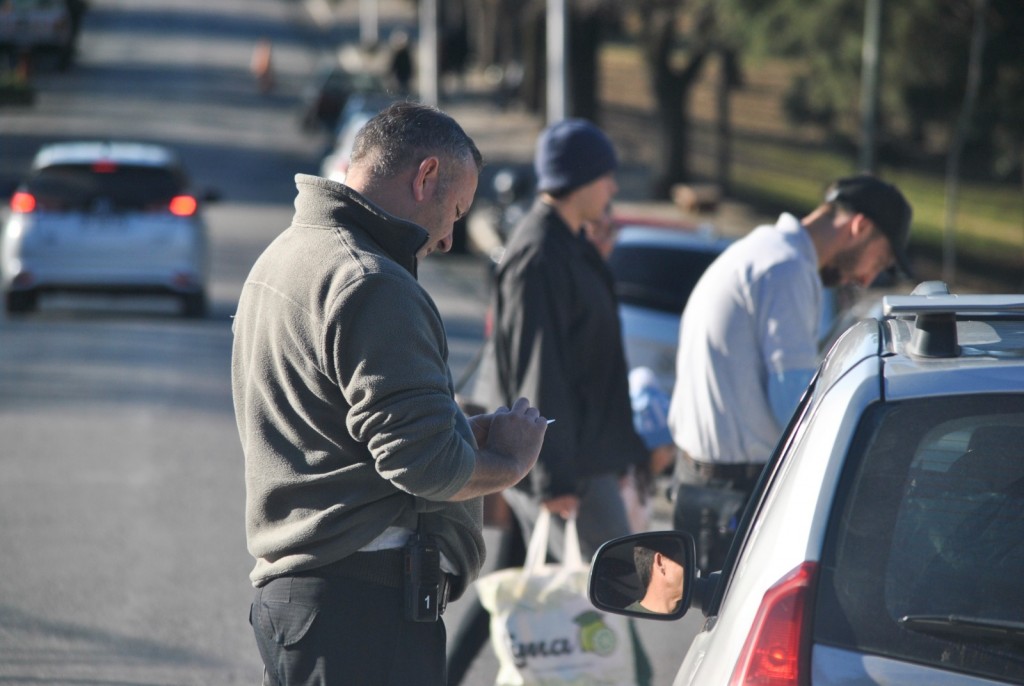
left=614, top=1, right=742, bottom=198
left=467, top=0, right=737, bottom=195
left=466, top=0, right=520, bottom=68
left=439, top=0, right=470, bottom=82
left=516, top=0, right=611, bottom=122
left=729, top=0, right=1024, bottom=180
left=464, top=0, right=1023, bottom=192
left=637, top=1, right=712, bottom=197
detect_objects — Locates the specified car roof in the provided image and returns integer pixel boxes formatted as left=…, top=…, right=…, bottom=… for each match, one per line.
left=825, top=282, right=1024, bottom=401
left=614, top=224, right=733, bottom=252
left=32, top=142, right=180, bottom=170
left=883, top=283, right=1024, bottom=358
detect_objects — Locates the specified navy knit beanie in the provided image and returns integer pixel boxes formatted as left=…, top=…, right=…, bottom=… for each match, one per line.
left=534, top=119, right=618, bottom=194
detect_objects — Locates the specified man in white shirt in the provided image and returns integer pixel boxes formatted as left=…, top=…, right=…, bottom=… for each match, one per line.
left=668, top=174, right=913, bottom=572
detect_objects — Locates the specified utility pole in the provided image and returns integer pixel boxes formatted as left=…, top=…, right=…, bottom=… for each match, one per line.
left=943, top=0, right=989, bottom=285
left=546, top=0, right=568, bottom=123
left=359, top=0, right=378, bottom=47
left=418, top=0, right=439, bottom=107
left=858, top=0, right=882, bottom=173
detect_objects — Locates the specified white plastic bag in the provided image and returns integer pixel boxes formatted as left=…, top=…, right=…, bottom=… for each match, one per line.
left=475, top=509, right=640, bottom=685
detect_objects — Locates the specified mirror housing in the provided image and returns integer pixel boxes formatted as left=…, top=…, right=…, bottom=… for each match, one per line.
left=587, top=531, right=697, bottom=621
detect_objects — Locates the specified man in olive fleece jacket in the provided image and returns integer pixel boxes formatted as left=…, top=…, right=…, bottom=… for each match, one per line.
left=231, top=103, right=547, bottom=686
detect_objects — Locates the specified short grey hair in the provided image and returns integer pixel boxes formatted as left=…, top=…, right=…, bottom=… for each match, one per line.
left=350, top=101, right=484, bottom=184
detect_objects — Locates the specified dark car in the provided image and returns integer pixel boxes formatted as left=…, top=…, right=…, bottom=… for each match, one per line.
left=608, top=222, right=732, bottom=393
left=0, top=0, right=83, bottom=71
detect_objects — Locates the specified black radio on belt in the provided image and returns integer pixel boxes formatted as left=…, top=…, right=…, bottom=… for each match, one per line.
left=404, top=532, right=443, bottom=622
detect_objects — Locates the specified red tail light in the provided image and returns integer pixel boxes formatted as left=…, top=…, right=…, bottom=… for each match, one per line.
left=92, top=160, right=118, bottom=173
left=169, top=195, right=198, bottom=217
left=483, top=305, right=494, bottom=338
left=729, top=562, right=817, bottom=686
left=10, top=191, right=36, bottom=214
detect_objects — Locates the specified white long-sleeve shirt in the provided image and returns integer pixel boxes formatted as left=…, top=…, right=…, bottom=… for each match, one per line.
left=668, top=213, right=821, bottom=465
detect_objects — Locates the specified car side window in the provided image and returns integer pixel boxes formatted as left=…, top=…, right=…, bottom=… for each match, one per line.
left=816, top=396, right=1024, bottom=683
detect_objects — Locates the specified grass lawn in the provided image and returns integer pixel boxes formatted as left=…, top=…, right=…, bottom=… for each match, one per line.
left=729, top=138, right=1024, bottom=270
left=600, top=46, right=1024, bottom=283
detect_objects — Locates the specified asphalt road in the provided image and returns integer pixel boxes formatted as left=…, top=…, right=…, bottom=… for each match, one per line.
left=0, top=1, right=701, bottom=683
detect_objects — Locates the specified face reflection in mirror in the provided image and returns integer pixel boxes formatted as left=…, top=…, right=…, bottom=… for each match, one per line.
left=592, top=534, right=690, bottom=617
left=629, top=542, right=686, bottom=614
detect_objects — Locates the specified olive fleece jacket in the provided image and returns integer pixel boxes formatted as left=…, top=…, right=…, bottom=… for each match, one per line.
left=232, top=174, right=483, bottom=597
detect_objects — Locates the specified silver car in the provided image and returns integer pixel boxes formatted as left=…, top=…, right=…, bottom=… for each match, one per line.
left=2, top=141, right=215, bottom=317
left=590, top=281, right=1024, bottom=685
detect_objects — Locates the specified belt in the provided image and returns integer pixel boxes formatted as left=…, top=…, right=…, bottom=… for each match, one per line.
left=308, top=549, right=453, bottom=616
left=681, top=450, right=764, bottom=481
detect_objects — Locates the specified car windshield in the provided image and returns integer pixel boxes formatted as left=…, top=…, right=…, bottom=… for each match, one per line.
left=816, top=395, right=1024, bottom=682
left=609, top=243, right=719, bottom=314
left=27, top=164, right=185, bottom=212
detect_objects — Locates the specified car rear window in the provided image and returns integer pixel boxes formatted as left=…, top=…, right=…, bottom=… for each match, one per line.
left=26, top=164, right=186, bottom=212
left=816, top=395, right=1024, bottom=683
left=608, top=244, right=719, bottom=314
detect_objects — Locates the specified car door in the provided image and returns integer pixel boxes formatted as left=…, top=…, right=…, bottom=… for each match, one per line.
left=672, top=321, right=885, bottom=685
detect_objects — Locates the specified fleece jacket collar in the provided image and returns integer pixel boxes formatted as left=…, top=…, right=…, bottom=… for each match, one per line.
left=292, top=173, right=429, bottom=277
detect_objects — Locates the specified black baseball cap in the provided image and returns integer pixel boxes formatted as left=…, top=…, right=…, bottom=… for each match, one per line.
left=825, top=174, right=913, bottom=277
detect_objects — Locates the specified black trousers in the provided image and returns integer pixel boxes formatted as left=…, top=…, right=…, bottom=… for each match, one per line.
left=251, top=573, right=447, bottom=686
left=672, top=453, right=763, bottom=574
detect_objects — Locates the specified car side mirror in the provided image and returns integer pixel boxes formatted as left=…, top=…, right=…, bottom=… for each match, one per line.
left=587, top=531, right=696, bottom=621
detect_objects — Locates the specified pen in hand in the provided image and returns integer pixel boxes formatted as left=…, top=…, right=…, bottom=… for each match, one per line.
left=546, top=419, right=556, bottom=424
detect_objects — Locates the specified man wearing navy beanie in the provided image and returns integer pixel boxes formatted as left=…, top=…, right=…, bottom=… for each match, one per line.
left=534, top=119, right=619, bottom=195
left=477, top=118, right=650, bottom=563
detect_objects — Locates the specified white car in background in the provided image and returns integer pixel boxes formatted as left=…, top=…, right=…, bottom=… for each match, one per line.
left=1, top=141, right=217, bottom=317
left=319, top=92, right=397, bottom=183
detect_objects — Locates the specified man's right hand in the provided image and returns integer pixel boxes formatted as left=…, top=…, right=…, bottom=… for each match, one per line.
left=450, top=397, right=547, bottom=501
left=543, top=494, right=579, bottom=519
left=482, top=397, right=546, bottom=468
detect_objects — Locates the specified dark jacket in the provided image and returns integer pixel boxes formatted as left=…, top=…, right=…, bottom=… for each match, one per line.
left=480, top=199, right=647, bottom=499
left=232, top=174, right=483, bottom=595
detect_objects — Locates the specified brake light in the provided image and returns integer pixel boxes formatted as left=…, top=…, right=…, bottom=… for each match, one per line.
left=92, top=160, right=118, bottom=173
left=729, top=562, right=817, bottom=686
left=483, top=305, right=494, bottom=338
left=10, top=191, right=36, bottom=214
left=169, top=195, right=198, bottom=217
